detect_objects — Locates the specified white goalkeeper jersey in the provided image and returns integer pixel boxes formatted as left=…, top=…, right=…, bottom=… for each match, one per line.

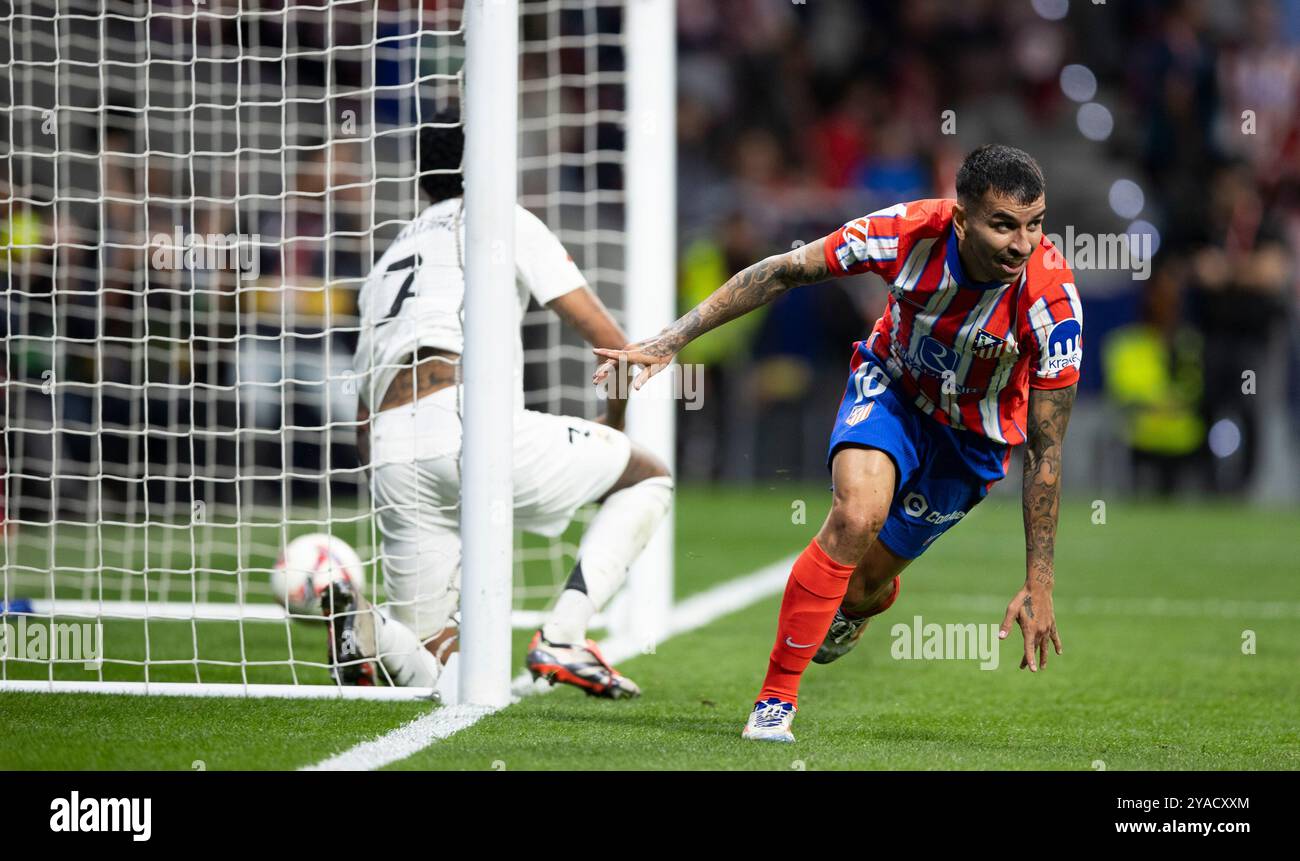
left=353, top=197, right=587, bottom=412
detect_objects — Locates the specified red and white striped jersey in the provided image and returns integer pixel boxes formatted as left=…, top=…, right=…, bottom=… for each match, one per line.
left=822, top=198, right=1082, bottom=446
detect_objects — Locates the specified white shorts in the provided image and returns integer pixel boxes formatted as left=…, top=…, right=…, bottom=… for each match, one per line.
left=368, top=385, right=632, bottom=638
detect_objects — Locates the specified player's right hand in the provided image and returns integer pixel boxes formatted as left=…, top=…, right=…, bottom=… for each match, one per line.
left=592, top=337, right=677, bottom=392
left=998, top=584, right=1062, bottom=673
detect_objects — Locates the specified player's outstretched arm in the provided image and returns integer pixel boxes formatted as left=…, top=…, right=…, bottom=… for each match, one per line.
left=546, top=286, right=632, bottom=429
left=1000, top=383, right=1076, bottom=672
left=593, top=236, right=831, bottom=390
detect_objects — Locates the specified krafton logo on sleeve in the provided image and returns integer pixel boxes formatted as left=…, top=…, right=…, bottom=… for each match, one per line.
left=49, top=792, right=151, bottom=842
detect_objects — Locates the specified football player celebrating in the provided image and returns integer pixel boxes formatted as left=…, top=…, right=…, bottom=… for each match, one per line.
left=329, top=114, right=672, bottom=698
left=595, top=144, right=1081, bottom=740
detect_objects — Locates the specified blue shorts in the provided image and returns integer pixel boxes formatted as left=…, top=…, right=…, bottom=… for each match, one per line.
left=826, top=349, right=1010, bottom=559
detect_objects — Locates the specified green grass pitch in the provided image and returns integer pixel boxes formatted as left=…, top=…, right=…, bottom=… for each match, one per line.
left=2, top=484, right=1297, bottom=770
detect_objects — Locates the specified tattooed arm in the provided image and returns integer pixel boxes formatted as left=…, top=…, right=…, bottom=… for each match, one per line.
left=999, top=383, right=1076, bottom=672
left=592, top=237, right=831, bottom=388
left=1024, top=383, right=1076, bottom=589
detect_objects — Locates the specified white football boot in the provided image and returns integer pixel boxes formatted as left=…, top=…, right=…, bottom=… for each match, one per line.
left=742, top=697, right=797, bottom=742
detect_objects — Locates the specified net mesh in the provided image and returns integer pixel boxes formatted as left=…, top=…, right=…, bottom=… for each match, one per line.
left=0, top=0, right=628, bottom=688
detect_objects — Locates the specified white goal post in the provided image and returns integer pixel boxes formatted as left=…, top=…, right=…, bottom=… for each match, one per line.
left=459, top=0, right=518, bottom=709
left=0, top=0, right=676, bottom=702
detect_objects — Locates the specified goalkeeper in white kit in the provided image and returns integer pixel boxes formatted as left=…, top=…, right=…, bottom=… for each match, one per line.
left=325, top=115, right=672, bottom=698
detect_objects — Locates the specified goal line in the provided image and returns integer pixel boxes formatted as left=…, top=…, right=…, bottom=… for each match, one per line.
left=9, top=599, right=604, bottom=629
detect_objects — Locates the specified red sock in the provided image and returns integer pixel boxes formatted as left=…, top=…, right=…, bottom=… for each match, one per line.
left=758, top=538, right=856, bottom=707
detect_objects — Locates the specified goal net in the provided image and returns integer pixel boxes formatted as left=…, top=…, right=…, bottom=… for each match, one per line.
left=0, top=0, right=663, bottom=699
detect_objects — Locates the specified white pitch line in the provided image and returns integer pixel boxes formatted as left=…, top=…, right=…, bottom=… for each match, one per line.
left=304, top=559, right=1295, bottom=771
left=304, top=555, right=796, bottom=772
left=300, top=703, right=498, bottom=771
left=0, top=679, right=439, bottom=700
left=29, top=599, right=289, bottom=622
left=22, top=599, right=601, bottom=629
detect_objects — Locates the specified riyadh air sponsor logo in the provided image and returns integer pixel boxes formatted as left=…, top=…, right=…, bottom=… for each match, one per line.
left=901, top=492, right=966, bottom=525
left=1043, top=318, right=1082, bottom=373
left=904, top=338, right=983, bottom=394
left=917, top=336, right=959, bottom=375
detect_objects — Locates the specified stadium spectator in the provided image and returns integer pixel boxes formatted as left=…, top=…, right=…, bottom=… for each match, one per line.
left=1102, top=263, right=1206, bottom=496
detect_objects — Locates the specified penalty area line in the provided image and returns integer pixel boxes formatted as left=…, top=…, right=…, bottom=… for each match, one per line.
left=302, top=555, right=795, bottom=771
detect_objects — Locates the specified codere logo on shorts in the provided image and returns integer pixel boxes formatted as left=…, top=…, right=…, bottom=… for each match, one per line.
left=902, top=492, right=966, bottom=525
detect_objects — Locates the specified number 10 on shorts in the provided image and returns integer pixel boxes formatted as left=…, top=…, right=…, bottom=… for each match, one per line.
left=853, top=362, right=889, bottom=404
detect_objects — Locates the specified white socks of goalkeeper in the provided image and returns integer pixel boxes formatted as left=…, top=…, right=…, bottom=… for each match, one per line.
left=373, top=610, right=443, bottom=689
left=542, top=475, right=674, bottom=645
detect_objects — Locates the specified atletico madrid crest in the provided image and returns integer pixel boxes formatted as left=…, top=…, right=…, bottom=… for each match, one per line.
left=845, top=402, right=874, bottom=427
left=972, top=329, right=1009, bottom=360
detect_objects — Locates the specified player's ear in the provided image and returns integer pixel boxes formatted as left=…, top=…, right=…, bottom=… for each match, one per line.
left=952, top=201, right=968, bottom=241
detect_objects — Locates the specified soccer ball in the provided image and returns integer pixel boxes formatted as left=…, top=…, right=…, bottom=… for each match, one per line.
left=271, top=533, right=366, bottom=617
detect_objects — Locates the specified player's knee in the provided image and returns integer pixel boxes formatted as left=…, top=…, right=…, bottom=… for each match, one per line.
left=823, top=501, right=885, bottom=557
left=633, top=446, right=671, bottom=481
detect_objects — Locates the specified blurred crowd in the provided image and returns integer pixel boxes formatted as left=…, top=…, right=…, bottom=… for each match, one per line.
left=1, top=0, right=542, bottom=522
left=674, top=0, right=1300, bottom=498
left=0, top=0, right=393, bottom=521
left=1, top=113, right=377, bottom=518
left=3, top=0, right=1298, bottom=526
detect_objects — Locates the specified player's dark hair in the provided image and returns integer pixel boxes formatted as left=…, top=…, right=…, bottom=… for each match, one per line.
left=956, top=144, right=1045, bottom=211
left=418, top=108, right=464, bottom=203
